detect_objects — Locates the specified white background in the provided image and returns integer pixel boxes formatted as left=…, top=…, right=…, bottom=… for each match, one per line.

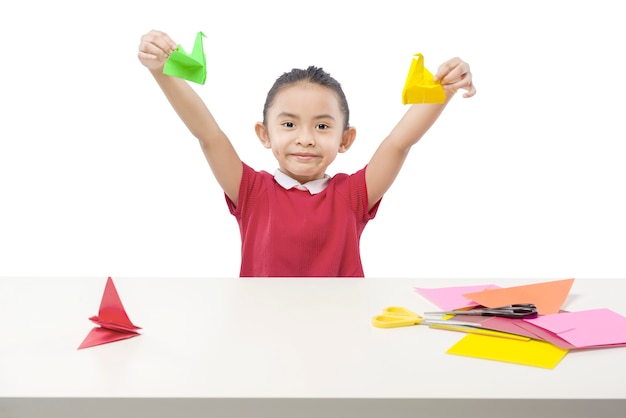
left=1, top=1, right=624, bottom=279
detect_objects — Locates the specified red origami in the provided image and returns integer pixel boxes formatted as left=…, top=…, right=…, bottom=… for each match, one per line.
left=78, top=277, right=141, bottom=349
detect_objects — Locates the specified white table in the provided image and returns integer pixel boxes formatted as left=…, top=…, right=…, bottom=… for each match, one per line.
left=1, top=277, right=625, bottom=418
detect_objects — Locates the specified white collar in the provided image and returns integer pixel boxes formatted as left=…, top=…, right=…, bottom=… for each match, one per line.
left=273, top=169, right=330, bottom=195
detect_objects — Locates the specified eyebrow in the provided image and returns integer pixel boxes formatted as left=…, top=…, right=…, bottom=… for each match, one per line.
left=276, top=112, right=336, bottom=121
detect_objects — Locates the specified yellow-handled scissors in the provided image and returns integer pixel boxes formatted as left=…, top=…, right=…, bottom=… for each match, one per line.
left=371, top=306, right=531, bottom=341
left=372, top=306, right=481, bottom=329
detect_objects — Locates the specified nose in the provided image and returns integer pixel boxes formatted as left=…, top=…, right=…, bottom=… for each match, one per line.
left=295, top=127, right=315, bottom=147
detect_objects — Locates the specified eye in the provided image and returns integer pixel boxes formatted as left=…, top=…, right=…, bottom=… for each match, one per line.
left=282, top=122, right=295, bottom=128
left=316, top=123, right=329, bottom=130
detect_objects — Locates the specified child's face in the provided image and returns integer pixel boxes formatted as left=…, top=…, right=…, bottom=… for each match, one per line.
left=256, top=83, right=355, bottom=184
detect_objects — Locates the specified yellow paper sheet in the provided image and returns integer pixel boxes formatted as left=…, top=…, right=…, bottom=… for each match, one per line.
left=446, top=333, right=569, bottom=369
left=401, top=53, right=446, bottom=104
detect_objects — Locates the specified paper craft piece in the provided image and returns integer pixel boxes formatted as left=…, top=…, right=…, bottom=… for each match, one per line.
left=402, top=53, right=446, bottom=104
left=462, top=278, right=575, bottom=315
left=78, top=277, right=141, bottom=350
left=480, top=316, right=578, bottom=350
left=428, top=312, right=555, bottom=342
left=429, top=323, right=531, bottom=341
left=414, top=284, right=500, bottom=311
left=163, top=31, right=207, bottom=84
left=524, top=308, right=626, bottom=349
left=446, top=333, right=568, bottom=369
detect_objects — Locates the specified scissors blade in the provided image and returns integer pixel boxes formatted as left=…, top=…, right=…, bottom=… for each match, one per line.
left=423, top=319, right=485, bottom=328
left=424, top=304, right=538, bottom=319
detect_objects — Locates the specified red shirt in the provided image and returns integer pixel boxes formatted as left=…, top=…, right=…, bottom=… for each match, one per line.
left=226, top=162, right=381, bottom=277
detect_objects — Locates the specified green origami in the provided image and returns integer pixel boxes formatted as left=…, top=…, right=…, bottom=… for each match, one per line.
left=163, top=31, right=207, bottom=85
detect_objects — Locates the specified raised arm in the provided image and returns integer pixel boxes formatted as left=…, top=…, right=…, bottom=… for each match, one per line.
left=137, top=30, right=243, bottom=205
left=365, top=57, right=476, bottom=210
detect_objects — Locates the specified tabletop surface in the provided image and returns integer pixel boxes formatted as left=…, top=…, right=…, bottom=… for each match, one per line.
left=1, top=276, right=626, bottom=400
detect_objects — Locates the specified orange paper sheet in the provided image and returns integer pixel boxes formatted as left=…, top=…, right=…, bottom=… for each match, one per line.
left=462, top=278, right=575, bottom=315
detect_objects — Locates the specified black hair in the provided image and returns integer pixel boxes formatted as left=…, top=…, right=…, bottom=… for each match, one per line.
left=262, top=66, right=350, bottom=130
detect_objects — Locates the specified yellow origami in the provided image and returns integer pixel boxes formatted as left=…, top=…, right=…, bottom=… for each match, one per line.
left=402, top=53, right=446, bottom=104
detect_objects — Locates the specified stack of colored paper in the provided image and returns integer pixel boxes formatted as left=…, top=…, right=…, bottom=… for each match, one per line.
left=414, top=279, right=626, bottom=369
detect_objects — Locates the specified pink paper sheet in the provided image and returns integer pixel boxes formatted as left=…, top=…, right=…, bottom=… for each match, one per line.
left=413, top=284, right=500, bottom=311
left=524, top=308, right=626, bottom=348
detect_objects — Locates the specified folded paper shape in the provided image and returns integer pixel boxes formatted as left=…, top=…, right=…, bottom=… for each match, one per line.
left=414, top=284, right=501, bottom=311
left=426, top=311, right=562, bottom=344
left=163, top=31, right=207, bottom=85
left=446, top=332, right=569, bottom=369
left=78, top=277, right=141, bottom=349
left=429, top=323, right=531, bottom=341
left=479, top=315, right=578, bottom=350
left=402, top=53, right=446, bottom=104
left=462, top=278, right=575, bottom=315
left=524, top=308, right=626, bottom=349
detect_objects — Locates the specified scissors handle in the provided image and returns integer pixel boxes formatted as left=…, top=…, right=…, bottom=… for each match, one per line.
left=373, top=306, right=434, bottom=328
left=372, top=306, right=489, bottom=328
left=372, top=312, right=425, bottom=328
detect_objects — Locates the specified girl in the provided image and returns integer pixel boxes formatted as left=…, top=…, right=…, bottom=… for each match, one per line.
left=137, top=30, right=476, bottom=277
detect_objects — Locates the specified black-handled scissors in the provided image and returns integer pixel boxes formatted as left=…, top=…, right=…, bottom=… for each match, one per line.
left=424, top=303, right=538, bottom=319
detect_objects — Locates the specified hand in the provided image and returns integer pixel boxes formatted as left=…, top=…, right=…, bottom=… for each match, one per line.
left=434, top=57, right=476, bottom=98
left=137, top=30, right=179, bottom=71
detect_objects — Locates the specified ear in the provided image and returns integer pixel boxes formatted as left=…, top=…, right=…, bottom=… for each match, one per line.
left=255, top=122, right=272, bottom=149
left=338, top=126, right=357, bottom=153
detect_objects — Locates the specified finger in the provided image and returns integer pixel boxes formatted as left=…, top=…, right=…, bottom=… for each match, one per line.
left=140, top=31, right=178, bottom=55
left=433, top=57, right=463, bottom=82
left=145, top=30, right=178, bottom=49
left=443, top=79, right=476, bottom=98
left=137, top=50, right=160, bottom=62
left=442, top=79, right=467, bottom=93
left=462, top=81, right=477, bottom=98
left=138, top=40, right=170, bottom=61
left=439, top=63, right=470, bottom=86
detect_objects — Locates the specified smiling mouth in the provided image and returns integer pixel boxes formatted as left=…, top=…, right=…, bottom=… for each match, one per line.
left=291, top=153, right=318, bottom=160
